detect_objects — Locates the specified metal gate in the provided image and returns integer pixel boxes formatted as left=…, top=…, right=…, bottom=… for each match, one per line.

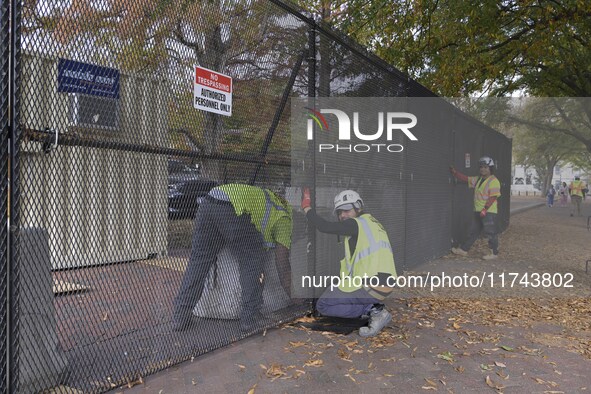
left=3, top=0, right=512, bottom=392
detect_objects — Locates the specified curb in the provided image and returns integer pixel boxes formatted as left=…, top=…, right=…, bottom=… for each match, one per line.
left=510, top=202, right=546, bottom=216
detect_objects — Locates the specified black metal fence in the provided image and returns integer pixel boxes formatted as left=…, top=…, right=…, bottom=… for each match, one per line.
left=1, top=1, right=9, bottom=393
left=1, top=0, right=511, bottom=392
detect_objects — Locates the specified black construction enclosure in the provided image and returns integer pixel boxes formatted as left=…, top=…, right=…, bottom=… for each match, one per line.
left=2, top=0, right=511, bottom=392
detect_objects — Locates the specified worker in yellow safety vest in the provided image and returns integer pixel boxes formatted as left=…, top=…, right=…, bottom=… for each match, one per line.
left=173, top=184, right=292, bottom=333
left=569, top=176, right=586, bottom=217
left=301, top=188, right=397, bottom=337
left=450, top=156, right=502, bottom=260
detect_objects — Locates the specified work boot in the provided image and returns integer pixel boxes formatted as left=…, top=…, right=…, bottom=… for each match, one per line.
left=451, top=247, right=468, bottom=257
left=482, top=252, right=498, bottom=261
left=359, top=305, right=392, bottom=337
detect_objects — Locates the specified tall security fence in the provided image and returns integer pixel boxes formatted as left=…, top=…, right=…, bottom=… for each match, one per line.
left=2, top=1, right=10, bottom=393
left=2, top=0, right=511, bottom=392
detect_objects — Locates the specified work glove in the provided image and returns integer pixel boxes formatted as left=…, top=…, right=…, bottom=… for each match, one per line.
left=449, top=165, right=457, bottom=175
left=480, top=208, right=487, bottom=218
left=301, top=187, right=311, bottom=210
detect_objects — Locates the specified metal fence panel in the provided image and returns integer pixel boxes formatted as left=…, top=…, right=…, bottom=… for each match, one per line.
left=451, top=113, right=486, bottom=247
left=1, top=0, right=9, bottom=391
left=7, top=0, right=512, bottom=392
left=15, top=1, right=310, bottom=392
left=9, top=0, right=23, bottom=391
left=404, top=99, right=454, bottom=270
left=310, top=28, right=409, bottom=290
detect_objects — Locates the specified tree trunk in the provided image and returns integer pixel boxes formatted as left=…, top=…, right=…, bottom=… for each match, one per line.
left=200, top=24, right=226, bottom=181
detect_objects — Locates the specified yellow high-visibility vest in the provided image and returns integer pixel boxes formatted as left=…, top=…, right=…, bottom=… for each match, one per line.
left=215, top=184, right=292, bottom=248
left=468, top=175, right=501, bottom=213
left=339, top=214, right=397, bottom=299
left=570, top=180, right=584, bottom=198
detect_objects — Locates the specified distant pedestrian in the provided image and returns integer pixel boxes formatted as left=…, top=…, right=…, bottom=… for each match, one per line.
left=569, top=176, right=585, bottom=217
left=546, top=185, right=556, bottom=207
left=559, top=182, right=568, bottom=207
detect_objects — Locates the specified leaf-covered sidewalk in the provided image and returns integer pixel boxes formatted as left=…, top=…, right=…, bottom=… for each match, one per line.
left=123, top=198, right=591, bottom=393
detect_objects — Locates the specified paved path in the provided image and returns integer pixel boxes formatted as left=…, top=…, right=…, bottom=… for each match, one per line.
left=509, top=198, right=546, bottom=214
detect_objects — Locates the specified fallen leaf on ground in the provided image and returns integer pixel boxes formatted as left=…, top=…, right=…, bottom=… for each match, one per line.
left=265, top=364, right=286, bottom=379
left=345, top=374, right=356, bottom=383
left=338, top=348, right=352, bottom=361
left=304, top=359, right=324, bottom=367
left=485, top=375, right=505, bottom=390
left=437, top=351, right=454, bottom=363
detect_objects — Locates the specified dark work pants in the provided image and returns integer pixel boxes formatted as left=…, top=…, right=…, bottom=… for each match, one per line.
left=173, top=199, right=265, bottom=321
left=461, top=212, right=499, bottom=255
left=316, top=287, right=378, bottom=318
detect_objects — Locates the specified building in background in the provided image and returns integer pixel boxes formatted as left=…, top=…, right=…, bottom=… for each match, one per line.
left=511, top=163, right=589, bottom=195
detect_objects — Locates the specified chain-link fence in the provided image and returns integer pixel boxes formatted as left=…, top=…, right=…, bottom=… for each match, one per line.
left=1, top=0, right=9, bottom=392
left=2, top=0, right=511, bottom=392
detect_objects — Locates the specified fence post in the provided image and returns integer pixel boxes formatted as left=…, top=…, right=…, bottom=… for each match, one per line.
left=1, top=0, right=10, bottom=392
left=307, top=22, right=317, bottom=303
left=8, top=0, right=22, bottom=392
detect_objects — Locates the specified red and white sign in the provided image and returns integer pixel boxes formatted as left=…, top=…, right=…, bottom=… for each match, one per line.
left=194, top=66, right=232, bottom=116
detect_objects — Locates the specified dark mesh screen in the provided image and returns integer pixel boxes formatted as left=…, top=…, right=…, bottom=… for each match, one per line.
left=5, top=1, right=511, bottom=392
left=1, top=0, right=10, bottom=391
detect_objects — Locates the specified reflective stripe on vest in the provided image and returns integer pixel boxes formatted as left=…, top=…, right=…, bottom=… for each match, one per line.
left=345, top=216, right=393, bottom=276
left=261, top=189, right=287, bottom=248
left=473, top=175, right=499, bottom=213
left=475, top=176, right=495, bottom=202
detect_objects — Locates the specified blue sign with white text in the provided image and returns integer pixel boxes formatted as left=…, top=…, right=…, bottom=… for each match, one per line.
left=58, top=59, right=120, bottom=99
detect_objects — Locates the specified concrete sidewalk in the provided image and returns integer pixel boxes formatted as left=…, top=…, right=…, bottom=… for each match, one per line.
left=121, top=199, right=591, bottom=394
left=509, top=197, right=546, bottom=215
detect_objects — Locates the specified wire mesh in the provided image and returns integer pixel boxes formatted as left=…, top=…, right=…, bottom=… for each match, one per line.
left=1, top=0, right=10, bottom=391
left=16, top=1, right=310, bottom=392
left=9, top=0, right=23, bottom=391
left=8, top=0, right=512, bottom=392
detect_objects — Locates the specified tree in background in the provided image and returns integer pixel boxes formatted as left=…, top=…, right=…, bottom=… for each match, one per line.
left=300, top=0, right=591, bottom=97
left=510, top=98, right=589, bottom=193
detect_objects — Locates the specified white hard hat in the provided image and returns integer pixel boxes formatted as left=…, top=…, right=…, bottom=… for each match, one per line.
left=334, top=190, right=363, bottom=213
left=478, top=156, right=495, bottom=167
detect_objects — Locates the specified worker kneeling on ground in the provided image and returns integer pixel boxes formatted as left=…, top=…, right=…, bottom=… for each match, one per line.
left=450, top=156, right=501, bottom=260
left=301, top=189, right=397, bottom=337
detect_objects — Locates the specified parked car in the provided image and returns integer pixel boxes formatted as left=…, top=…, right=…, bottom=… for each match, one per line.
left=168, top=178, right=218, bottom=219
left=168, top=160, right=216, bottom=219
left=168, top=159, right=200, bottom=176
